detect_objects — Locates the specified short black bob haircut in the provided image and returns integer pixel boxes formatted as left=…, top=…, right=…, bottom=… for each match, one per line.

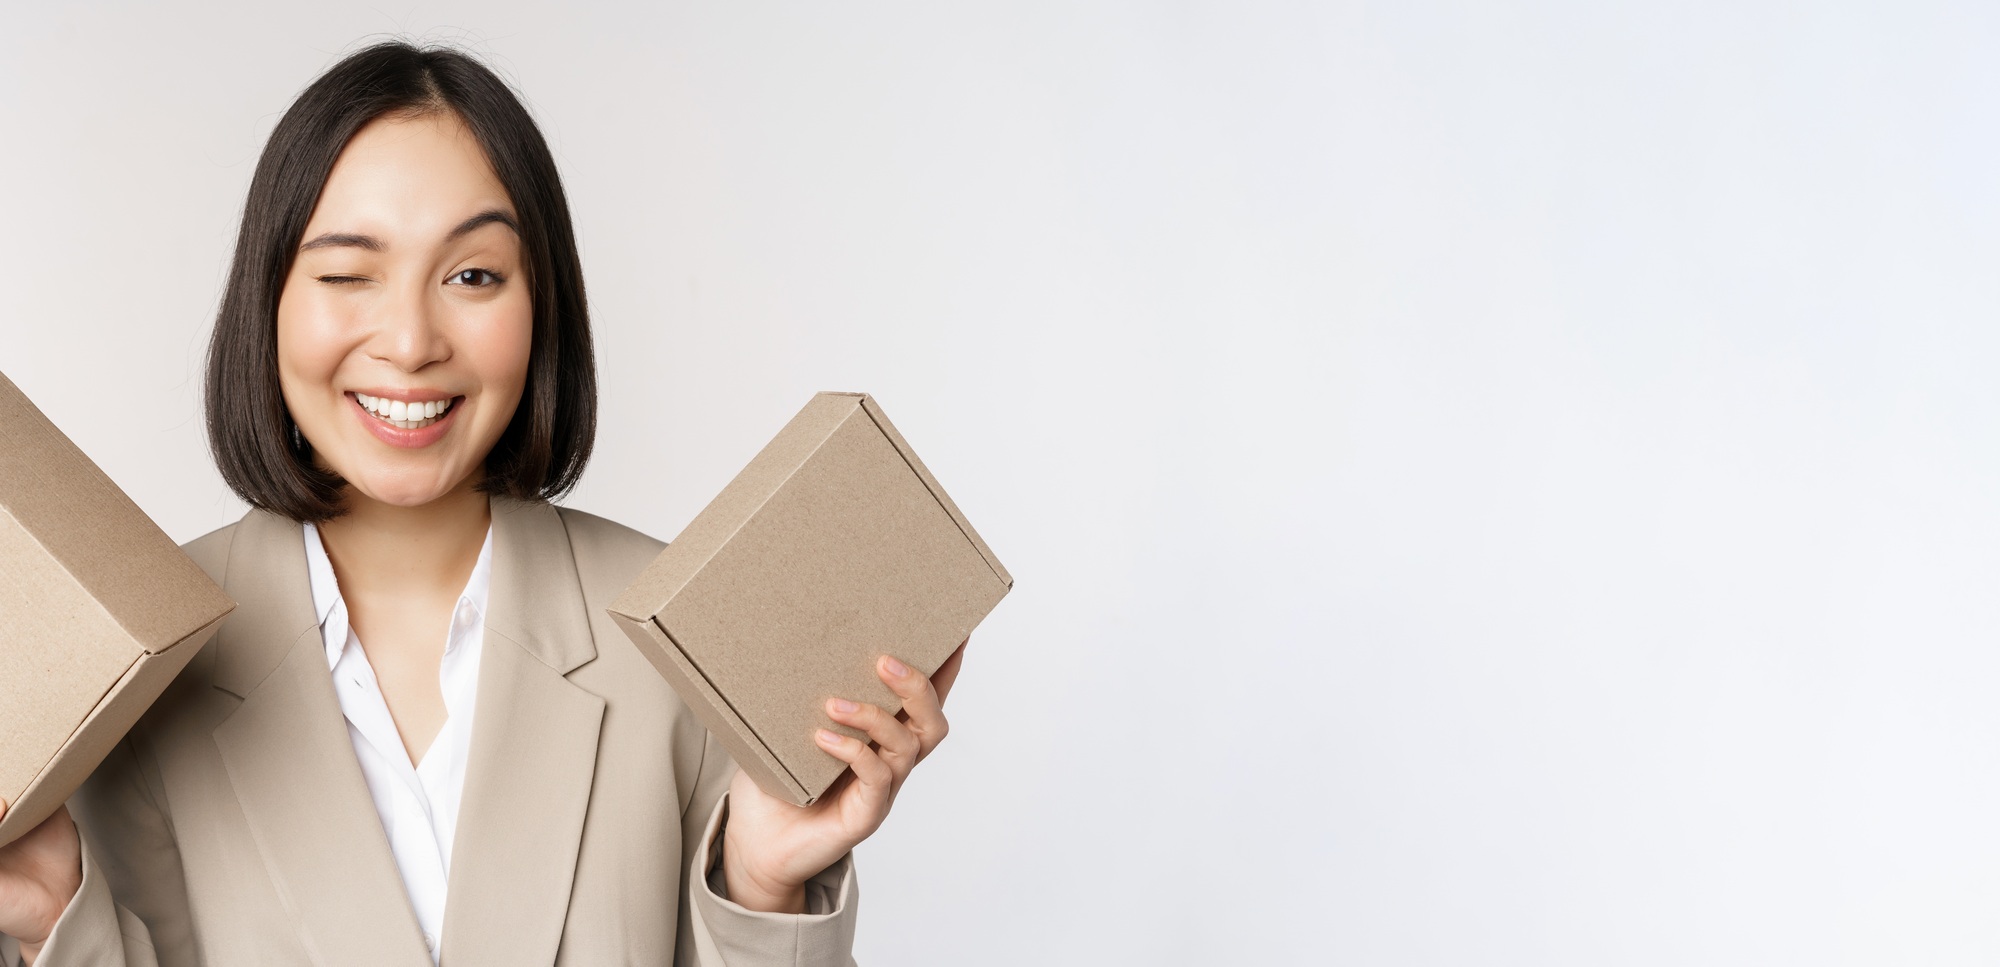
left=206, top=41, right=594, bottom=523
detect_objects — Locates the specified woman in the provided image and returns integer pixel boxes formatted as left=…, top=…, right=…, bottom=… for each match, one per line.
left=0, top=41, right=958, bottom=966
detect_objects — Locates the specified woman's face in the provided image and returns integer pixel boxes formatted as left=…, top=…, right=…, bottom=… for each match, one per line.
left=276, top=109, right=531, bottom=509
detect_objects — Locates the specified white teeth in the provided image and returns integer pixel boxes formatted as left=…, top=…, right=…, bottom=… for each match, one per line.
left=354, top=394, right=453, bottom=428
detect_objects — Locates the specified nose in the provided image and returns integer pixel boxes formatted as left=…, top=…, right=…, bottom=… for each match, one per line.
left=366, top=278, right=452, bottom=372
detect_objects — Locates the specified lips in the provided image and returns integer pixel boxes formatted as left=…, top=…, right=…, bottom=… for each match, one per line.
left=347, top=391, right=463, bottom=449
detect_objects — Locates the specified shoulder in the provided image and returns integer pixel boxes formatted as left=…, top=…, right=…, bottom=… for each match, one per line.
left=549, top=503, right=666, bottom=597
left=553, top=504, right=665, bottom=557
left=173, top=504, right=663, bottom=583
left=179, top=517, right=244, bottom=585
left=172, top=501, right=666, bottom=604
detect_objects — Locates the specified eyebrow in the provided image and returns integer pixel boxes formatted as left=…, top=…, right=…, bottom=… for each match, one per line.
left=297, top=231, right=382, bottom=253
left=446, top=209, right=520, bottom=242
left=296, top=209, right=521, bottom=253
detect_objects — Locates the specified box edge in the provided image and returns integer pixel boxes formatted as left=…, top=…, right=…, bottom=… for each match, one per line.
left=606, top=610, right=817, bottom=806
left=851, top=393, right=1014, bottom=587
left=608, top=394, right=861, bottom=622
left=0, top=612, right=221, bottom=845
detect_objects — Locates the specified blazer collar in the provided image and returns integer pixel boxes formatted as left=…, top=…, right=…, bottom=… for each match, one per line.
left=209, top=496, right=604, bottom=966
left=483, top=495, right=597, bottom=675
left=444, top=495, right=605, bottom=964
left=211, top=495, right=597, bottom=697
left=209, top=506, right=317, bottom=699
left=209, top=506, right=433, bottom=966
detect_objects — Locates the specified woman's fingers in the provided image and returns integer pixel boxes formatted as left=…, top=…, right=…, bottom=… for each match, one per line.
left=814, top=729, right=893, bottom=830
left=0, top=803, right=81, bottom=948
left=878, top=654, right=949, bottom=762
left=824, top=698, right=921, bottom=781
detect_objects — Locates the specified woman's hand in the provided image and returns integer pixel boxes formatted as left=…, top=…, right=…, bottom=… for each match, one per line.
left=0, top=799, right=83, bottom=964
left=721, top=640, right=967, bottom=913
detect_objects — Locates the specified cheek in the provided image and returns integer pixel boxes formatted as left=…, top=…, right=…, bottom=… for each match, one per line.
left=274, top=279, right=352, bottom=404
left=465, top=295, right=535, bottom=404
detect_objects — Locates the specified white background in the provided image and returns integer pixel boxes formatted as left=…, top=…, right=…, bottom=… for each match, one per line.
left=4, top=2, right=1997, bottom=964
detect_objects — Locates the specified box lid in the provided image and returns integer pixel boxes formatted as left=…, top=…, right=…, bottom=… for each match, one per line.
left=0, top=371, right=234, bottom=654
left=612, top=393, right=1010, bottom=621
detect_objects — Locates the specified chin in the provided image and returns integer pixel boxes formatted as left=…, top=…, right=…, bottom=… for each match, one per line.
left=342, top=467, right=472, bottom=509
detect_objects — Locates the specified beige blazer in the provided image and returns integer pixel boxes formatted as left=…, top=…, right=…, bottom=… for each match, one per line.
left=2, top=497, right=859, bottom=967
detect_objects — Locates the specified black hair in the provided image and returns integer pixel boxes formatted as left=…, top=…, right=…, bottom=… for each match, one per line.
left=205, top=41, right=594, bottom=522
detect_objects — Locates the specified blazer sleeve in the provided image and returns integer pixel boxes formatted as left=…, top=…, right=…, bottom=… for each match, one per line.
left=20, top=735, right=190, bottom=967
left=675, top=729, right=860, bottom=967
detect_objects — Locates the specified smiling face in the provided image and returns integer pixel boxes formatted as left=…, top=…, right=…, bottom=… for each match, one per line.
left=276, top=109, right=532, bottom=509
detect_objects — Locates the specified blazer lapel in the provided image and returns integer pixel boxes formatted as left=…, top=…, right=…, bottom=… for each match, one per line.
left=209, top=509, right=434, bottom=967
left=441, top=497, right=604, bottom=966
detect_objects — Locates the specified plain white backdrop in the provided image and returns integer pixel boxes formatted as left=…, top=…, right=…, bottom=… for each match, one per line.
left=4, top=2, right=1997, bottom=963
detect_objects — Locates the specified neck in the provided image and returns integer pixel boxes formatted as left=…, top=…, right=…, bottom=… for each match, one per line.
left=314, top=476, right=491, bottom=602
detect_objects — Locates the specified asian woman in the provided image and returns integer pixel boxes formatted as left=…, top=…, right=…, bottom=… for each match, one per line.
left=0, top=41, right=961, bottom=967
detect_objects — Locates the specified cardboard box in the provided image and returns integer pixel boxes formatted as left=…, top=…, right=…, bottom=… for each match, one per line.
left=610, top=392, right=1012, bottom=805
left=0, top=371, right=235, bottom=844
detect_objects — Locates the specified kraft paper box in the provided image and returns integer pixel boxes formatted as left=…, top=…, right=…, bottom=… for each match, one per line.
left=609, top=392, right=1012, bottom=806
left=0, top=372, right=235, bottom=845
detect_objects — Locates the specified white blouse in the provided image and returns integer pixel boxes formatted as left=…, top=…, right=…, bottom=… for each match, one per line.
left=302, top=522, right=493, bottom=963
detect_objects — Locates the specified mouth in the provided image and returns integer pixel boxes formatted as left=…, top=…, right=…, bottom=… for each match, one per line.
left=352, top=392, right=460, bottom=430
left=347, top=391, right=465, bottom=449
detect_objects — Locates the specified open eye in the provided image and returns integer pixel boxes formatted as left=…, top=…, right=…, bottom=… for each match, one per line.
left=447, top=268, right=504, bottom=287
